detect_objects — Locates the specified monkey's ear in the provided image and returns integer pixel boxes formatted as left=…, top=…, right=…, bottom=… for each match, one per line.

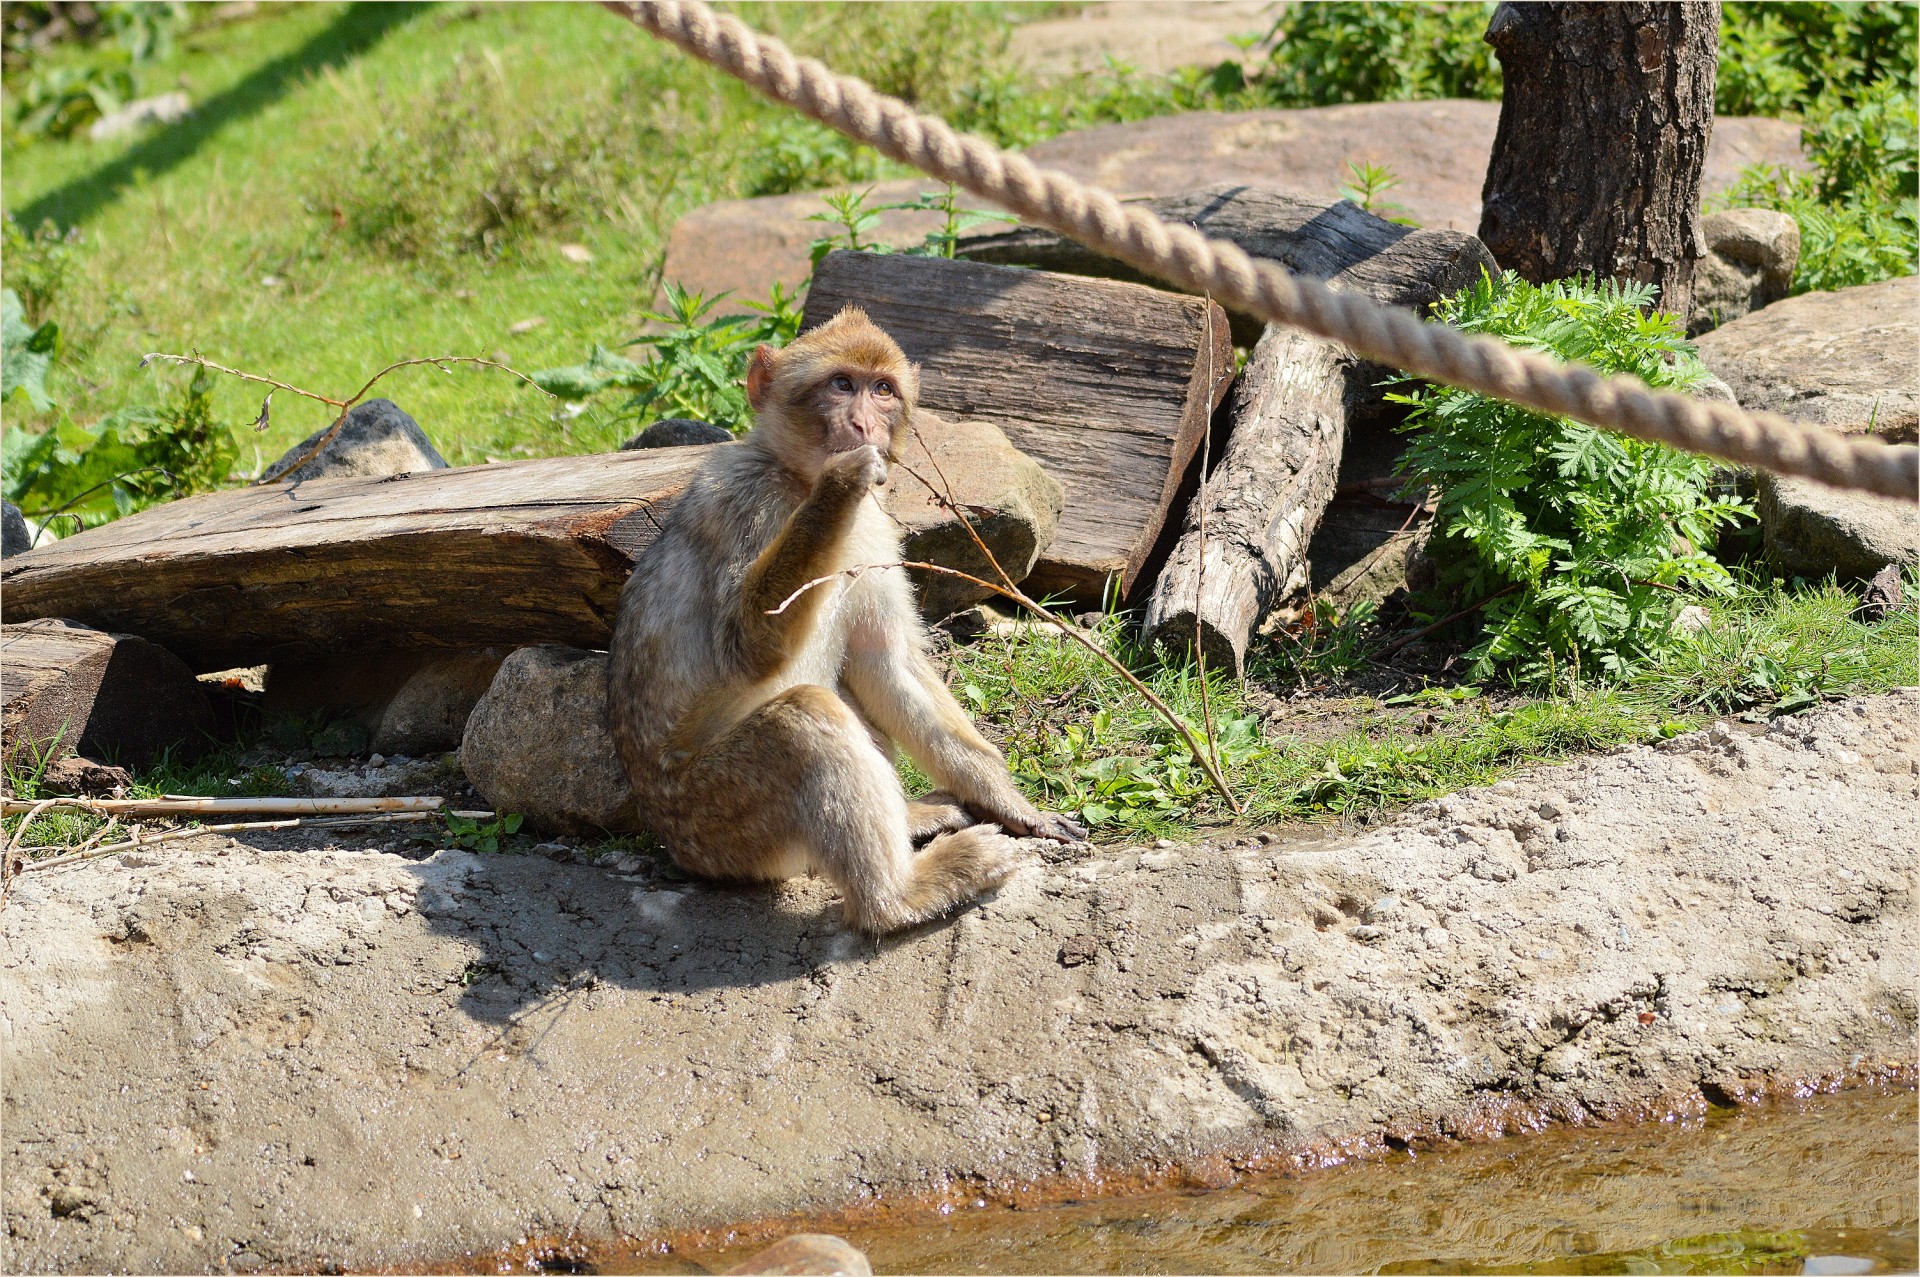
left=745, top=346, right=777, bottom=414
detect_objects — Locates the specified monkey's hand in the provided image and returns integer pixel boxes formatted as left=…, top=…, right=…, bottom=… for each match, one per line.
left=980, top=802, right=1089, bottom=845
left=822, top=444, right=889, bottom=492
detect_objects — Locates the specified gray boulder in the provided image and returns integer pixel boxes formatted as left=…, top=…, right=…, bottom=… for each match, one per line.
left=1695, top=274, right=1919, bottom=443
left=889, top=414, right=1064, bottom=618
left=621, top=418, right=733, bottom=449
left=2, top=500, right=30, bottom=557
left=1688, top=208, right=1800, bottom=335
left=1758, top=474, right=1920, bottom=581
left=459, top=646, right=641, bottom=836
left=370, top=648, right=507, bottom=757
left=261, top=399, right=448, bottom=483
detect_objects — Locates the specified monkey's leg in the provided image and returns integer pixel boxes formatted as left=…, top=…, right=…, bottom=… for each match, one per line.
left=677, top=686, right=1020, bottom=935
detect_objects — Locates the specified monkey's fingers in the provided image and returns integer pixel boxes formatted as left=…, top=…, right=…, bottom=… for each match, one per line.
left=1031, top=812, right=1090, bottom=844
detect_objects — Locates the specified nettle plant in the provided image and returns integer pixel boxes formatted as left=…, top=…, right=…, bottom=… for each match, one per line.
left=1391, top=271, right=1751, bottom=686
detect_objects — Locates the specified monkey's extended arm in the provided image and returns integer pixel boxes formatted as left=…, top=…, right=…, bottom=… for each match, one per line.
left=844, top=624, right=1088, bottom=844
left=735, top=447, right=885, bottom=680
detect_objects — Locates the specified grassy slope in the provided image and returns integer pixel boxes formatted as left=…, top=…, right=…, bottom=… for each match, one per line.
left=1, top=2, right=935, bottom=465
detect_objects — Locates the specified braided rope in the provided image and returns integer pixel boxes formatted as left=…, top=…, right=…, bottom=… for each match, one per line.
left=607, top=0, right=1918, bottom=503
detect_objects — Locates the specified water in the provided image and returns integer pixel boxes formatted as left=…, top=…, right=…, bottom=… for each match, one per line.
left=591, top=1085, right=1916, bottom=1275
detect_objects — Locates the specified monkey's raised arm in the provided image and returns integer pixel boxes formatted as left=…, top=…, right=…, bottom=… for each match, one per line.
left=735, top=447, right=885, bottom=679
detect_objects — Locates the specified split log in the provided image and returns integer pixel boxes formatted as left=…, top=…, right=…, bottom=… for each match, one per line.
left=959, top=183, right=1497, bottom=345
left=1, top=621, right=215, bottom=767
left=1141, top=331, right=1359, bottom=675
left=0, top=418, right=1056, bottom=672
left=802, top=250, right=1234, bottom=602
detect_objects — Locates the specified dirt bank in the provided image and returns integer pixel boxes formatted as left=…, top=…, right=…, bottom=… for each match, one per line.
left=4, top=694, right=1915, bottom=1273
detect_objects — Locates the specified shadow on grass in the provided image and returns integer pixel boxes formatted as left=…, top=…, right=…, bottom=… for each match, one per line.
left=11, top=2, right=427, bottom=232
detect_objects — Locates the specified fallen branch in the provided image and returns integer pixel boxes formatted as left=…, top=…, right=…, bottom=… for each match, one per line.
left=21, top=811, right=452, bottom=873
left=1, top=795, right=449, bottom=817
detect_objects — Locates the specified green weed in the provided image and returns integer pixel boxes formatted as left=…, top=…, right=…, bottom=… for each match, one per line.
left=1390, top=271, right=1750, bottom=685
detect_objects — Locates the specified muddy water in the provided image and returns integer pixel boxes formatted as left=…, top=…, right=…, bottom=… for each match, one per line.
left=596, top=1086, right=1916, bottom=1275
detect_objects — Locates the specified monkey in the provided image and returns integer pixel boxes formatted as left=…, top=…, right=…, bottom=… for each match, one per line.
left=607, top=305, right=1087, bottom=936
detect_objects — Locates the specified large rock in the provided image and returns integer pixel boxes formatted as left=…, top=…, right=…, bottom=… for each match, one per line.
left=0, top=620, right=215, bottom=768
left=1013, top=1, right=1269, bottom=78
left=2, top=499, right=30, bottom=557
left=657, top=105, right=1803, bottom=307
left=621, top=418, right=733, bottom=450
left=890, top=415, right=1064, bottom=617
left=261, top=398, right=449, bottom=483
left=1757, top=474, right=1920, bottom=581
left=2, top=694, right=1914, bottom=1272
left=459, top=646, right=640, bottom=836
left=726, top=1234, right=872, bottom=1276
left=1688, top=207, right=1800, bottom=334
left=1694, top=275, right=1919, bottom=444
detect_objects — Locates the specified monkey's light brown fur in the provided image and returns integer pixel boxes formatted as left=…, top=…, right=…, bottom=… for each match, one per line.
left=608, top=307, right=1084, bottom=935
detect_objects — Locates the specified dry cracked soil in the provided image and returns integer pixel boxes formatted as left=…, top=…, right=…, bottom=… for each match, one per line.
left=2, top=694, right=1916, bottom=1273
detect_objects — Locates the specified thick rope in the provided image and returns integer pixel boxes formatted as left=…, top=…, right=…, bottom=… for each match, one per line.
left=606, top=0, right=1918, bottom=504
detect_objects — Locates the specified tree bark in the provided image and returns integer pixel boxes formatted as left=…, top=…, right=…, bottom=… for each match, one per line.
left=1478, top=2, right=1719, bottom=318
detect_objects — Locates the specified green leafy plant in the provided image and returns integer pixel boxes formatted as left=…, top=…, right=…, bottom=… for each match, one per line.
left=443, top=811, right=523, bottom=854
left=1389, top=271, right=1751, bottom=685
left=746, top=117, right=883, bottom=196
left=529, top=282, right=802, bottom=434
left=4, top=364, right=238, bottom=529
left=1259, top=2, right=1501, bottom=106
left=2, top=287, right=59, bottom=411
left=8, top=57, right=138, bottom=141
left=807, top=183, right=1016, bottom=270
left=1, top=216, right=79, bottom=323
left=1717, top=2, right=1916, bottom=117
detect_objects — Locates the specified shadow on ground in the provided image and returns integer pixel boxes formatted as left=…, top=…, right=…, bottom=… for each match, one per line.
left=11, top=3, right=426, bottom=231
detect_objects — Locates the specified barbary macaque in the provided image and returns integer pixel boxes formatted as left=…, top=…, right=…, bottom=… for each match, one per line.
left=608, top=306, right=1086, bottom=935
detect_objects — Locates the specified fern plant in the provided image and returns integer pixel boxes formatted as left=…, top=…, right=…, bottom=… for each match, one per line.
left=1390, top=272, right=1751, bottom=686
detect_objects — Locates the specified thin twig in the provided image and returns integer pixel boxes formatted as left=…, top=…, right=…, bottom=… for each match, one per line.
left=140, top=352, right=552, bottom=487
left=770, top=558, right=1242, bottom=811
left=893, top=446, right=1241, bottom=813
left=22, top=812, right=444, bottom=872
left=1371, top=582, right=1522, bottom=663
left=1, top=795, right=448, bottom=817
left=1, top=797, right=62, bottom=910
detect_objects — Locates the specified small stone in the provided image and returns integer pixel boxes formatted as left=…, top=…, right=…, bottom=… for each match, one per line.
left=620, top=418, right=734, bottom=450
left=2, top=500, right=31, bottom=557
left=507, top=317, right=546, bottom=335
left=1855, top=563, right=1905, bottom=624
left=261, top=399, right=448, bottom=483
left=1672, top=604, right=1711, bottom=637
left=39, top=755, right=133, bottom=797
left=371, top=649, right=508, bottom=756
left=558, top=243, right=595, bottom=264
left=86, top=91, right=191, bottom=140
left=725, top=1234, right=871, bottom=1276
left=1058, top=934, right=1100, bottom=967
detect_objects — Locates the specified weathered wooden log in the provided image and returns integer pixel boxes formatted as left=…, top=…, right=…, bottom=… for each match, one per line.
left=0, top=417, right=1056, bottom=672
left=802, top=250, right=1234, bottom=602
left=1141, top=331, right=1358, bottom=675
left=959, top=183, right=1498, bottom=345
left=1, top=621, right=215, bottom=766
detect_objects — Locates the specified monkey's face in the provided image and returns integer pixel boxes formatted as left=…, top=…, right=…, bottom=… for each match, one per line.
left=802, top=366, right=908, bottom=462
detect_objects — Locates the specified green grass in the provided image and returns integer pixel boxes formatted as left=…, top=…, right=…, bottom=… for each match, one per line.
left=0, top=4, right=1040, bottom=467
left=936, top=577, right=1918, bottom=842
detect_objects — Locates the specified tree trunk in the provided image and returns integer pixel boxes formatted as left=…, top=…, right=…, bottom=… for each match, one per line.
left=1478, top=2, right=1719, bottom=318
left=1141, top=328, right=1354, bottom=677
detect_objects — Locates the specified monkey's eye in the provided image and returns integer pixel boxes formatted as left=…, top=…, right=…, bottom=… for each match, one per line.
left=873, top=380, right=894, bottom=398
left=831, top=374, right=855, bottom=393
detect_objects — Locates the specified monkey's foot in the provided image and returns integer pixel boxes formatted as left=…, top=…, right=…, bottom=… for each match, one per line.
left=906, top=792, right=973, bottom=845
left=849, top=824, right=1025, bottom=935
